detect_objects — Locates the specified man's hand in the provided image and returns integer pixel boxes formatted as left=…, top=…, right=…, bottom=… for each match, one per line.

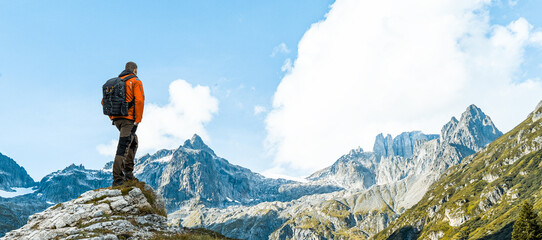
left=134, top=122, right=139, bottom=126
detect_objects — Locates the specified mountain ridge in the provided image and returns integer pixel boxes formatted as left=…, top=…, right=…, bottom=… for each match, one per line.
left=0, top=103, right=517, bottom=240
left=175, top=104, right=504, bottom=240
left=374, top=100, right=542, bottom=240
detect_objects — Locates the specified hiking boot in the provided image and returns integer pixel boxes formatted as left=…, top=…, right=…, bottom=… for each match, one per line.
left=112, top=179, right=124, bottom=187
left=124, top=172, right=139, bottom=182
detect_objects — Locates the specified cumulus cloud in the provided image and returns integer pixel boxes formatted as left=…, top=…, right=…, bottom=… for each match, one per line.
left=271, top=43, right=291, bottom=57
left=97, top=140, right=118, bottom=157
left=265, top=0, right=542, bottom=177
left=98, top=79, right=218, bottom=156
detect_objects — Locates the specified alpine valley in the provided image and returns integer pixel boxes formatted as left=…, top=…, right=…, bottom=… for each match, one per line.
left=1, top=102, right=540, bottom=240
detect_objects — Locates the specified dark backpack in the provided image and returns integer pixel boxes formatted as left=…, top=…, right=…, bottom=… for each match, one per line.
left=102, top=75, right=135, bottom=116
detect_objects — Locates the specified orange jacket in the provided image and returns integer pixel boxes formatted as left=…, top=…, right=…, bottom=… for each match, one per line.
left=103, top=72, right=145, bottom=123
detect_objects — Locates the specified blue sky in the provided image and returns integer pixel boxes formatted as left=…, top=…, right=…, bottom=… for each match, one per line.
left=1, top=0, right=542, bottom=181
left=0, top=0, right=333, bottom=179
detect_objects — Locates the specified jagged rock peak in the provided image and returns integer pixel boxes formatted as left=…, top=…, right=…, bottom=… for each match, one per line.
left=0, top=152, right=36, bottom=191
left=373, top=131, right=438, bottom=158
left=348, top=147, right=364, bottom=155
left=182, top=134, right=215, bottom=155
left=460, top=105, right=495, bottom=128
left=64, top=163, right=85, bottom=170
left=442, top=104, right=502, bottom=152
left=373, top=133, right=393, bottom=156
left=392, top=131, right=438, bottom=158
left=441, top=116, right=459, bottom=140
left=1, top=181, right=183, bottom=240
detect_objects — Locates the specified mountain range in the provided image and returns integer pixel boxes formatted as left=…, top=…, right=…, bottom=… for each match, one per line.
left=374, top=101, right=542, bottom=239
left=2, top=102, right=539, bottom=240
left=175, top=104, right=503, bottom=240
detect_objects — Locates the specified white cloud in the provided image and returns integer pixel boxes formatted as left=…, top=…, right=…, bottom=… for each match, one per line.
left=97, top=140, right=118, bottom=157
left=271, top=43, right=291, bottom=57
left=265, top=0, right=542, bottom=177
left=98, top=79, right=218, bottom=157
left=254, top=105, right=267, bottom=115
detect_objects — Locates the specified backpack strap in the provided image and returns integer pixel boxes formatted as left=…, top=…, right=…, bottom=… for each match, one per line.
left=122, top=75, right=136, bottom=82
left=122, top=75, right=137, bottom=121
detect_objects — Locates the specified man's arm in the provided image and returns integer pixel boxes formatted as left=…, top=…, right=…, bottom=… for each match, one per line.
left=133, top=80, right=145, bottom=123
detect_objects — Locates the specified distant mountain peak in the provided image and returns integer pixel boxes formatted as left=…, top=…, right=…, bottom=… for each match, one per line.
left=373, top=131, right=438, bottom=158
left=460, top=104, right=491, bottom=126
left=182, top=134, right=215, bottom=155
left=0, top=152, right=36, bottom=191
left=442, top=104, right=502, bottom=152
left=348, top=147, right=364, bottom=155
left=373, top=133, right=393, bottom=156
left=64, top=164, right=85, bottom=171
left=465, top=104, right=482, bottom=115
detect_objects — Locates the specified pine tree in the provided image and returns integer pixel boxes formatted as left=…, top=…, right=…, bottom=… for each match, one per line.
left=512, top=201, right=542, bottom=240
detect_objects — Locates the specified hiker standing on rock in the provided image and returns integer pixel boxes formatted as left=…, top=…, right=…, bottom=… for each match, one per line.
left=102, top=61, right=145, bottom=186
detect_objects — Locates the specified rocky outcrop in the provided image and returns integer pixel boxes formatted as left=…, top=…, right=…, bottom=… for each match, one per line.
left=2, top=182, right=180, bottom=240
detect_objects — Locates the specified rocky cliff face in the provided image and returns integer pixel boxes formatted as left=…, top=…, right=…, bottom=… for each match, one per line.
left=373, top=132, right=439, bottom=158
left=0, top=152, right=35, bottom=191
left=374, top=101, right=542, bottom=240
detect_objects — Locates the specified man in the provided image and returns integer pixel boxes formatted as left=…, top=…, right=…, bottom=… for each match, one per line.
left=106, top=61, right=145, bottom=186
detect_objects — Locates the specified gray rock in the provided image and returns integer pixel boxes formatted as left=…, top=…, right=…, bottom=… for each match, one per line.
left=1, top=183, right=182, bottom=240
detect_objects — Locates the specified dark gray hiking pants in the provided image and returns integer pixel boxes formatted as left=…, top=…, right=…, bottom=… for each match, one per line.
left=112, top=119, right=138, bottom=182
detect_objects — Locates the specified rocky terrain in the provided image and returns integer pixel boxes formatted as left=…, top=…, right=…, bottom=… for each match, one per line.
left=127, top=135, right=342, bottom=213
left=2, top=181, right=232, bottom=240
left=0, top=163, right=112, bottom=236
left=175, top=105, right=503, bottom=240
left=374, top=101, right=542, bottom=240
left=0, top=103, right=519, bottom=240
